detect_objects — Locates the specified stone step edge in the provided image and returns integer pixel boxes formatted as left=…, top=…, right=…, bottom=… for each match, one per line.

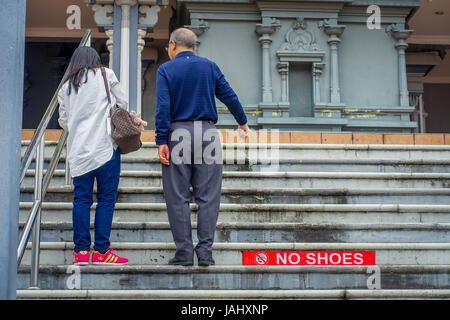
left=20, top=186, right=450, bottom=195
left=24, top=242, right=450, bottom=250
left=20, top=221, right=450, bottom=231
left=21, top=140, right=450, bottom=151
left=17, top=264, right=450, bottom=274
left=16, top=264, right=450, bottom=273
left=15, top=289, right=450, bottom=299
left=24, top=156, right=450, bottom=165
left=24, top=169, right=450, bottom=179
left=19, top=202, right=450, bottom=212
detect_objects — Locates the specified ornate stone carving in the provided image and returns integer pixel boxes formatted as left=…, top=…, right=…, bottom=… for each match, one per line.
left=280, top=18, right=319, bottom=52
left=185, top=19, right=210, bottom=37
left=386, top=23, right=413, bottom=42
left=139, top=5, right=160, bottom=27
left=255, top=17, right=281, bottom=36
left=92, top=4, right=114, bottom=27
left=319, top=19, right=346, bottom=38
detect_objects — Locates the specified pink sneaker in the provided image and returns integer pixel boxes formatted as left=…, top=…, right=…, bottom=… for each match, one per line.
left=92, top=248, right=128, bottom=265
left=73, top=250, right=90, bottom=265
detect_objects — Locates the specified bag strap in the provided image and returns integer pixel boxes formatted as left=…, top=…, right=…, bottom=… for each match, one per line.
left=100, top=66, right=112, bottom=105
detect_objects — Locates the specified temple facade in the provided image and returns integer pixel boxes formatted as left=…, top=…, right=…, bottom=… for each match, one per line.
left=22, top=0, right=450, bottom=133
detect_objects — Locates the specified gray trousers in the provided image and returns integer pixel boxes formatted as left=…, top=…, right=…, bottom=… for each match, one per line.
left=162, top=120, right=223, bottom=261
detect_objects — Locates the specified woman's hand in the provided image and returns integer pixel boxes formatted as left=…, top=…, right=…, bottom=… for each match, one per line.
left=130, top=111, right=147, bottom=132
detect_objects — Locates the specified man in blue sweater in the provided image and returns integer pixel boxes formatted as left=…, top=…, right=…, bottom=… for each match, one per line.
left=155, top=28, right=249, bottom=266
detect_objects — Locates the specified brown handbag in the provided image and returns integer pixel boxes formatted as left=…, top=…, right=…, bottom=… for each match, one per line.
left=100, top=66, right=142, bottom=154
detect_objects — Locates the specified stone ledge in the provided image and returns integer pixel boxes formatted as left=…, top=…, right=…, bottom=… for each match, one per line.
left=22, top=241, right=450, bottom=250
left=15, top=289, right=450, bottom=300
left=17, top=264, right=450, bottom=274
left=22, top=129, right=450, bottom=145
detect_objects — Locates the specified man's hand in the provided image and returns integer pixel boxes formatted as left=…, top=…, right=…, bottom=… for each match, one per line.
left=238, top=123, right=249, bottom=132
left=158, top=144, right=170, bottom=166
left=238, top=123, right=249, bottom=140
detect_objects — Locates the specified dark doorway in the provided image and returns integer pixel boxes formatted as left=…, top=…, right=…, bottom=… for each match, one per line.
left=23, top=39, right=108, bottom=129
left=423, top=83, right=450, bottom=133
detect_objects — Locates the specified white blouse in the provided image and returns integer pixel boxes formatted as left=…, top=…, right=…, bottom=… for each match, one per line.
left=57, top=67, right=128, bottom=178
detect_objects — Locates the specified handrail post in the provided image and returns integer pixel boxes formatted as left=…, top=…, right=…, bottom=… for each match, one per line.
left=29, top=134, right=44, bottom=289
left=65, top=148, right=72, bottom=186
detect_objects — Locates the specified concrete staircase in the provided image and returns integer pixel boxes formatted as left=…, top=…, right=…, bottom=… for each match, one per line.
left=17, top=141, right=450, bottom=299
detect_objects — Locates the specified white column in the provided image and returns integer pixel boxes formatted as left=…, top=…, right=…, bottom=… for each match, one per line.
left=137, top=28, right=146, bottom=115
left=120, top=3, right=131, bottom=102
left=116, top=0, right=137, bottom=106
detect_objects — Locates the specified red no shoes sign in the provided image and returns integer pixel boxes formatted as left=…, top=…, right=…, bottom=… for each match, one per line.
left=242, top=251, right=376, bottom=266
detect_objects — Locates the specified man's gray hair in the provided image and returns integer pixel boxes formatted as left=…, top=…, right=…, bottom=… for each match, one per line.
left=170, top=28, right=197, bottom=49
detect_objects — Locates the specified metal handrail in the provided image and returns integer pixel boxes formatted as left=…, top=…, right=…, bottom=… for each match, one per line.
left=17, top=30, right=92, bottom=288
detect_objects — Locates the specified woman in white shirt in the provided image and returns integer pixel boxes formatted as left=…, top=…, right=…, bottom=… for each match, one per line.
left=58, top=46, right=130, bottom=265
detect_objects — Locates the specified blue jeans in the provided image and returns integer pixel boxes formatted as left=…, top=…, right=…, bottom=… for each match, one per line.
left=72, top=148, right=121, bottom=253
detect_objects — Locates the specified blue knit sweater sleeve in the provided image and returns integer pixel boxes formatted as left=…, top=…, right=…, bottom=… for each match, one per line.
left=155, top=67, right=171, bottom=145
left=213, top=63, right=248, bottom=125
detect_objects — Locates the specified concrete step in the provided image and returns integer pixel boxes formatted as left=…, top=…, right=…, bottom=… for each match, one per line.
left=19, top=186, right=450, bottom=205
left=27, top=156, right=450, bottom=173
left=22, top=170, right=450, bottom=190
left=16, top=264, right=450, bottom=290
left=16, top=288, right=450, bottom=300
left=22, top=222, right=450, bottom=243
left=19, top=202, right=450, bottom=224
left=19, top=242, right=450, bottom=266
left=21, top=141, right=450, bottom=160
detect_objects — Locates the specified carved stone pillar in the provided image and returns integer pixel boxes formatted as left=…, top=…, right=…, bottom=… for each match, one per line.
left=313, top=63, right=325, bottom=104
left=91, top=4, right=114, bottom=67
left=105, top=29, right=114, bottom=68
left=387, top=24, right=413, bottom=107
left=277, top=62, right=289, bottom=103
left=256, top=18, right=280, bottom=105
left=320, top=20, right=345, bottom=105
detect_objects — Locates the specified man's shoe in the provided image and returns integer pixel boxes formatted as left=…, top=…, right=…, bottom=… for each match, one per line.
left=92, top=248, right=128, bottom=265
left=73, top=250, right=90, bottom=265
left=168, top=257, right=193, bottom=266
left=198, top=257, right=215, bottom=266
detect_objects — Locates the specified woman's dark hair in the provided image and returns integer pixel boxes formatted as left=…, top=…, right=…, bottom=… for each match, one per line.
left=65, top=46, right=103, bottom=95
